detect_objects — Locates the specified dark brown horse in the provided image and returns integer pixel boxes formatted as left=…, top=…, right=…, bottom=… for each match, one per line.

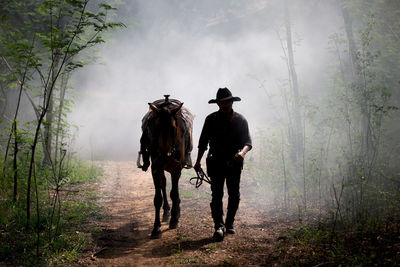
left=139, top=95, right=193, bottom=239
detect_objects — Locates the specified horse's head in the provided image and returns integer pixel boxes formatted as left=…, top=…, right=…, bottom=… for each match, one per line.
left=148, top=102, right=183, bottom=157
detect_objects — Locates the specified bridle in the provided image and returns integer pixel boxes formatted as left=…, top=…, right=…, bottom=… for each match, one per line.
left=190, top=168, right=211, bottom=188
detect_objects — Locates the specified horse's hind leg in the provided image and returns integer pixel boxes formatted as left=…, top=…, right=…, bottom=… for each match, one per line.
left=169, top=172, right=181, bottom=229
left=161, top=173, right=170, bottom=222
left=151, top=170, right=163, bottom=239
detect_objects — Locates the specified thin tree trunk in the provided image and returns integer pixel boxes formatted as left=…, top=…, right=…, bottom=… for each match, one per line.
left=281, top=130, right=288, bottom=210
left=44, top=9, right=65, bottom=166
left=43, top=55, right=60, bottom=166
left=13, top=131, right=18, bottom=202
left=1, top=53, right=32, bottom=202
left=27, top=52, right=72, bottom=228
left=284, top=0, right=303, bottom=163
left=26, top=0, right=100, bottom=228
left=302, top=115, right=306, bottom=211
left=33, top=164, right=40, bottom=257
left=0, top=82, right=7, bottom=118
left=339, top=0, right=358, bottom=78
left=43, top=94, right=54, bottom=165
left=26, top=113, right=45, bottom=228
left=48, top=186, right=58, bottom=242
left=54, top=71, right=69, bottom=166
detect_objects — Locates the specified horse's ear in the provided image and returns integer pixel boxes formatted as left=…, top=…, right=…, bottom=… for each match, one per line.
left=149, top=103, right=160, bottom=113
left=170, top=103, right=183, bottom=116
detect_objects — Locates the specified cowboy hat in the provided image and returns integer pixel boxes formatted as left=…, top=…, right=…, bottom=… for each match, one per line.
left=208, top=88, right=241, bottom=104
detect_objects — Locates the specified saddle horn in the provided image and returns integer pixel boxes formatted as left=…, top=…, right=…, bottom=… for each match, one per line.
left=164, top=95, right=170, bottom=103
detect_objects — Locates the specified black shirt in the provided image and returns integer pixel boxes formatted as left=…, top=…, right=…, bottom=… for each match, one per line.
left=198, top=110, right=252, bottom=160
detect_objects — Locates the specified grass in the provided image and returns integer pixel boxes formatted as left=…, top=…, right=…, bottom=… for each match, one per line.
left=45, top=231, right=90, bottom=265
left=169, top=235, right=202, bottom=264
left=172, top=235, right=185, bottom=255
left=83, top=188, right=102, bottom=201
left=169, top=256, right=202, bottom=264
left=205, top=242, right=218, bottom=252
left=179, top=188, right=195, bottom=199
left=0, top=158, right=104, bottom=266
left=280, top=217, right=400, bottom=266
left=68, top=158, right=103, bottom=184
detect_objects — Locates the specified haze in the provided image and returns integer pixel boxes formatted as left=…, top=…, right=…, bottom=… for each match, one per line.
left=70, top=0, right=342, bottom=160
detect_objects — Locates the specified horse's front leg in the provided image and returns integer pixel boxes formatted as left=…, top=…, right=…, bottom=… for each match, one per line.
left=151, top=169, right=163, bottom=239
left=161, top=174, right=170, bottom=222
left=169, top=170, right=181, bottom=229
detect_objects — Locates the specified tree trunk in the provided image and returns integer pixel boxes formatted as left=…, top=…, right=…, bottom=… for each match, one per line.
left=339, top=0, right=358, bottom=78
left=54, top=71, right=69, bottom=166
left=1, top=54, right=31, bottom=202
left=339, top=0, right=373, bottom=161
left=13, top=126, right=18, bottom=202
left=43, top=94, right=54, bottom=165
left=0, top=82, right=7, bottom=118
left=284, top=0, right=305, bottom=209
left=284, top=0, right=303, bottom=163
left=43, top=55, right=60, bottom=166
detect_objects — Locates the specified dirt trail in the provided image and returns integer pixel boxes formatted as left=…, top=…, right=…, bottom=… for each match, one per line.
left=80, top=161, right=299, bottom=266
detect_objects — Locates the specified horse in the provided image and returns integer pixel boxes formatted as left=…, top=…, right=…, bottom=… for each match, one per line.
left=138, top=95, right=193, bottom=239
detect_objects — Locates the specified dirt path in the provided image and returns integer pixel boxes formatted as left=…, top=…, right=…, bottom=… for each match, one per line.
left=80, top=161, right=300, bottom=266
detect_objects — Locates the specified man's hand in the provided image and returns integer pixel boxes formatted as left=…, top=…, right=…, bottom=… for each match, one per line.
left=194, top=161, right=201, bottom=172
left=234, top=145, right=251, bottom=163
left=234, top=151, right=245, bottom=163
left=194, top=148, right=206, bottom=172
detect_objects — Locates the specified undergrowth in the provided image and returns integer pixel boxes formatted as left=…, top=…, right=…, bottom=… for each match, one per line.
left=279, top=216, right=400, bottom=266
left=0, top=159, right=104, bottom=266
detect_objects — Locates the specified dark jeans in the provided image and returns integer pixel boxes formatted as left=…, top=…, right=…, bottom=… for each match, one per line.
left=207, top=157, right=242, bottom=229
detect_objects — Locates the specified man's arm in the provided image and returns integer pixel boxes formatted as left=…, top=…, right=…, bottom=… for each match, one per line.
left=194, top=148, right=206, bottom=172
left=234, top=145, right=251, bottom=162
left=195, top=115, right=211, bottom=171
left=235, top=116, right=252, bottom=162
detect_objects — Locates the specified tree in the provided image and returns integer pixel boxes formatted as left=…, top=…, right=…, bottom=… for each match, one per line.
left=1, top=0, right=124, bottom=229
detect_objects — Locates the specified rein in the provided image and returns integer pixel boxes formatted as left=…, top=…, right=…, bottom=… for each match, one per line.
left=190, top=168, right=211, bottom=188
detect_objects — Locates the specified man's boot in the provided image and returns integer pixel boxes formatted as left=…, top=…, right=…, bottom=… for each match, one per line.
left=225, top=218, right=235, bottom=234
left=211, top=202, right=224, bottom=241
left=226, top=194, right=239, bottom=234
left=213, top=224, right=225, bottom=241
left=226, top=228, right=235, bottom=234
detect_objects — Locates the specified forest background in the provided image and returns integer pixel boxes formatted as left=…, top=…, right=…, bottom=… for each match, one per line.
left=0, top=0, right=399, bottom=265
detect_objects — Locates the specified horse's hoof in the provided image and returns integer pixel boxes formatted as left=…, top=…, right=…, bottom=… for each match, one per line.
left=162, top=211, right=171, bottom=222
left=169, top=220, right=179, bottom=229
left=150, top=229, right=162, bottom=239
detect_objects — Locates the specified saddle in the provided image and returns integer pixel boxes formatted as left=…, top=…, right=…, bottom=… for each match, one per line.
left=140, top=95, right=194, bottom=168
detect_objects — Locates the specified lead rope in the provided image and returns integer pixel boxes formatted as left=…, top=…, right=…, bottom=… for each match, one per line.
left=190, top=168, right=211, bottom=188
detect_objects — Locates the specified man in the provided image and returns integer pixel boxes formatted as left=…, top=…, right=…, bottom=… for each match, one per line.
left=194, top=87, right=252, bottom=241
